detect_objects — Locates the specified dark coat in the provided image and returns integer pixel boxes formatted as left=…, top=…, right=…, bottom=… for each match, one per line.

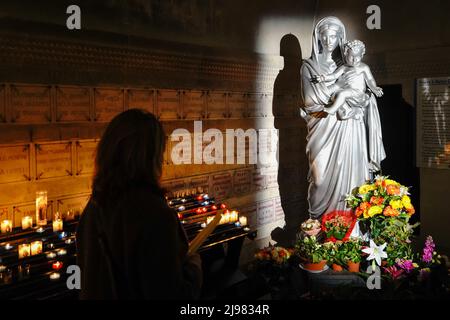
left=76, top=187, right=202, bottom=299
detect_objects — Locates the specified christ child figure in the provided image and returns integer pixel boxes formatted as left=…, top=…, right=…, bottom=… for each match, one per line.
left=312, top=39, right=383, bottom=119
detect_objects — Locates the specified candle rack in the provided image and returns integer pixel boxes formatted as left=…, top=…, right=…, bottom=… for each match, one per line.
left=0, top=189, right=256, bottom=299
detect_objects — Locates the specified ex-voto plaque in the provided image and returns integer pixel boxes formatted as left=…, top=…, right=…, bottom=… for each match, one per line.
left=35, top=142, right=72, bottom=180
left=75, top=140, right=97, bottom=175
left=183, top=90, right=205, bottom=120
left=0, top=85, right=5, bottom=122
left=56, top=86, right=91, bottom=122
left=206, top=91, right=228, bottom=119
left=228, top=92, right=247, bottom=119
left=156, top=89, right=180, bottom=120
left=10, top=85, right=51, bottom=123
left=94, top=88, right=124, bottom=122
left=0, top=144, right=31, bottom=184
left=127, top=89, right=154, bottom=114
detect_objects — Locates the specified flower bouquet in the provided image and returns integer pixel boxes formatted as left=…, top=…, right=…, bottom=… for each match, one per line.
left=323, top=241, right=346, bottom=271
left=346, top=176, right=419, bottom=265
left=254, top=246, right=293, bottom=265
left=300, top=218, right=321, bottom=236
left=321, top=210, right=357, bottom=242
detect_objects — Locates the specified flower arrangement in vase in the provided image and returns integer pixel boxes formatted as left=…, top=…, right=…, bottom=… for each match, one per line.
left=346, top=175, right=419, bottom=265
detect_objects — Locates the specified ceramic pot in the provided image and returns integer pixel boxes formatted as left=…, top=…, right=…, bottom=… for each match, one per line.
left=347, top=261, right=360, bottom=273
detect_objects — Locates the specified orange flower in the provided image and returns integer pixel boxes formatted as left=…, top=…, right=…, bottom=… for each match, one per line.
left=407, top=206, right=415, bottom=216
left=386, top=184, right=401, bottom=196
left=355, top=207, right=363, bottom=217
left=370, top=196, right=384, bottom=206
left=383, top=205, right=399, bottom=217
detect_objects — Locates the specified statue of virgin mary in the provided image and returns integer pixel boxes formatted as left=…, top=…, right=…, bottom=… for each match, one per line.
left=300, top=16, right=386, bottom=219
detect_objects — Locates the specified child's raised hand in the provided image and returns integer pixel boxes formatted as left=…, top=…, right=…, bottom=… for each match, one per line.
left=373, top=87, right=384, bottom=97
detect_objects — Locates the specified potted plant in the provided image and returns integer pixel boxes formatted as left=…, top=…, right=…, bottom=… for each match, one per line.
left=295, top=236, right=327, bottom=271
left=324, top=241, right=345, bottom=272
left=342, top=239, right=362, bottom=272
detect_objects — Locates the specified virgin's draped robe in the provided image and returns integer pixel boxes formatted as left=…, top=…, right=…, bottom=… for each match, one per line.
left=300, top=57, right=385, bottom=219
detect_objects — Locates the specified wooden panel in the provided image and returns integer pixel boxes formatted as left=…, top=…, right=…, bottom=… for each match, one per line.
left=206, top=91, right=228, bottom=119
left=0, top=85, right=5, bottom=123
left=156, top=89, right=180, bottom=120
left=183, top=90, right=205, bottom=120
left=75, top=140, right=97, bottom=176
left=10, top=85, right=51, bottom=123
left=56, top=194, right=90, bottom=219
left=94, top=88, right=124, bottom=122
left=228, top=92, right=247, bottom=118
left=0, top=144, right=31, bottom=184
left=35, top=142, right=72, bottom=180
left=56, top=86, right=91, bottom=122
left=127, top=89, right=154, bottom=114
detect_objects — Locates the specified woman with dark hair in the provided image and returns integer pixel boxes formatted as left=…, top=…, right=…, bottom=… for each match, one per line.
left=76, top=109, right=202, bottom=299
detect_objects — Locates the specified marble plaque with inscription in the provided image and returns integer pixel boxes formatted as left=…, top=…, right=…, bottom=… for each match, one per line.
left=206, top=91, right=228, bottom=119
left=274, top=197, right=285, bottom=220
left=0, top=144, right=30, bottom=184
left=183, top=90, right=205, bottom=120
left=10, top=85, right=51, bottom=123
left=156, top=90, right=180, bottom=120
left=94, top=88, right=124, bottom=122
left=210, top=172, right=232, bottom=199
left=233, top=169, right=252, bottom=195
left=0, top=85, right=5, bottom=122
left=35, top=142, right=72, bottom=180
left=257, top=199, right=275, bottom=227
left=228, top=92, right=247, bottom=118
left=252, top=168, right=267, bottom=191
left=128, top=89, right=154, bottom=114
left=76, top=140, right=97, bottom=175
left=161, top=179, right=187, bottom=193
left=189, top=175, right=210, bottom=193
left=56, top=86, right=91, bottom=122
left=57, top=195, right=90, bottom=218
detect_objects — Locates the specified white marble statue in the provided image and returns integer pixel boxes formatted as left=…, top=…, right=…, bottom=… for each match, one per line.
left=300, top=17, right=386, bottom=219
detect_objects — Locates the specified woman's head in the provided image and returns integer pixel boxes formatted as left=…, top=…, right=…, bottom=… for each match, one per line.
left=312, top=16, right=346, bottom=65
left=92, top=109, right=166, bottom=206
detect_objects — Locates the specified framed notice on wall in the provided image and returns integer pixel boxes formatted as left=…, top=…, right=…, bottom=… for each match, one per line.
left=416, top=77, right=450, bottom=169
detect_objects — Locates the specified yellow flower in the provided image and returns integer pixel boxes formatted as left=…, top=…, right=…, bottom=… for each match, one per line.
left=390, top=199, right=403, bottom=210
left=385, top=179, right=399, bottom=186
left=368, top=206, right=382, bottom=217
left=401, top=195, right=413, bottom=209
left=359, top=184, right=376, bottom=195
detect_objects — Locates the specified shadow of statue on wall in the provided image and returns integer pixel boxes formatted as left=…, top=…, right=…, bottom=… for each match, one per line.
left=270, top=34, right=309, bottom=247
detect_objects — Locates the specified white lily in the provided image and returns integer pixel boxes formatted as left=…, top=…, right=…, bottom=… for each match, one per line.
left=362, top=240, right=388, bottom=267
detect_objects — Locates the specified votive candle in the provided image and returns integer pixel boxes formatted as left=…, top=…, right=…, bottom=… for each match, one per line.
left=18, top=244, right=31, bottom=259
left=0, top=220, right=13, bottom=233
left=52, top=219, right=63, bottom=232
left=239, top=216, right=248, bottom=226
left=21, top=216, right=33, bottom=230
left=30, top=241, right=43, bottom=255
